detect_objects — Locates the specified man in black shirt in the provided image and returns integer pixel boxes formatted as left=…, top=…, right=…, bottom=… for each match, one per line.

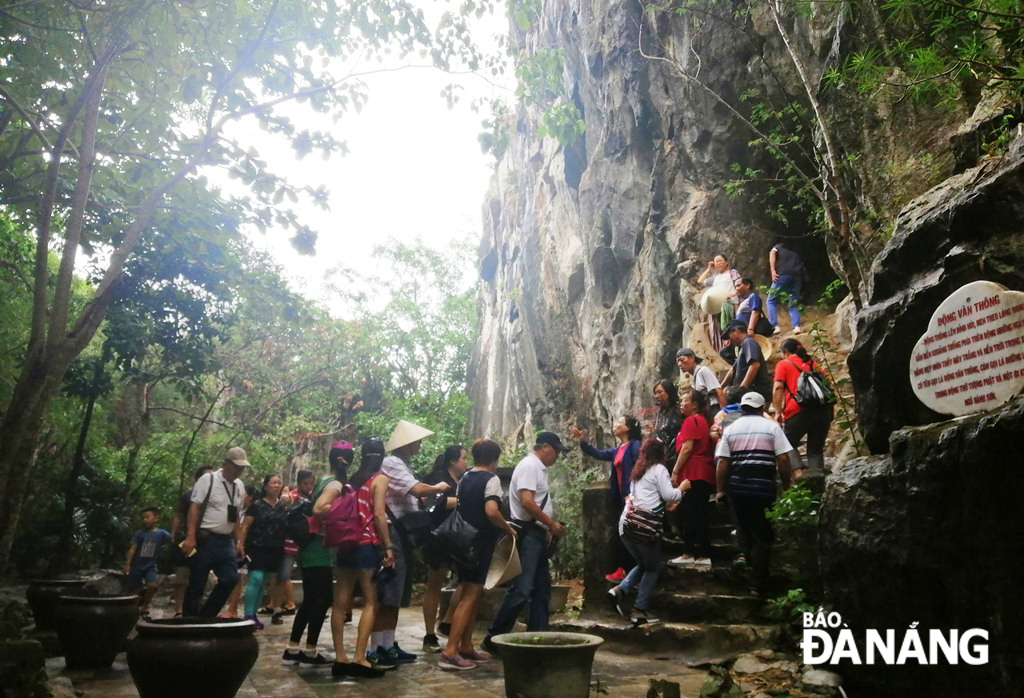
left=721, top=321, right=773, bottom=403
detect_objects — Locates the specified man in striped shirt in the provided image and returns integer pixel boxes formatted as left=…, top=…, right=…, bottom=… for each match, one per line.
left=714, top=392, right=793, bottom=595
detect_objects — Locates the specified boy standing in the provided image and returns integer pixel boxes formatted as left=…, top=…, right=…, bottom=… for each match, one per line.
left=125, top=507, right=172, bottom=619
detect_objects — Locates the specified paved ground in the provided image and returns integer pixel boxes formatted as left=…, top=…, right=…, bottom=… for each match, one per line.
left=49, top=606, right=709, bottom=697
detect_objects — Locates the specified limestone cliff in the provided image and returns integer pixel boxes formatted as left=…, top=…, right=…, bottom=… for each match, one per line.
left=467, top=0, right=983, bottom=440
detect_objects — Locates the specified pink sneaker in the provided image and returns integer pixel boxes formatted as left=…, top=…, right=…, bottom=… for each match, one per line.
left=459, top=649, right=492, bottom=662
left=438, top=653, right=476, bottom=671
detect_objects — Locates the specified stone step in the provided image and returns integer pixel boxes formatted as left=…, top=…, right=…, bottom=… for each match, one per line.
left=660, top=540, right=739, bottom=561
left=651, top=592, right=764, bottom=624
left=551, top=616, right=781, bottom=664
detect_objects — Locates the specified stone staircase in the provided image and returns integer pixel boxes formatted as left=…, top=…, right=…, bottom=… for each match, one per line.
left=561, top=492, right=786, bottom=664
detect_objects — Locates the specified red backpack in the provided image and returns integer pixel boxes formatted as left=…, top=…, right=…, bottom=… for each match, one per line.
left=322, top=483, right=363, bottom=550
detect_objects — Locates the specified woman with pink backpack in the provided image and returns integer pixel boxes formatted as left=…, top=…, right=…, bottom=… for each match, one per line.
left=314, top=437, right=395, bottom=679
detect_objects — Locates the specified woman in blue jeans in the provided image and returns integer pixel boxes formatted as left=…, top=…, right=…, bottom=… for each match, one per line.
left=609, top=438, right=688, bottom=624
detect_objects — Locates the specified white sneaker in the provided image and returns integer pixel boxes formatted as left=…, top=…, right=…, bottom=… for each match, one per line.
left=668, top=555, right=695, bottom=566
left=792, top=325, right=803, bottom=334
left=772, top=326, right=782, bottom=336
left=692, top=557, right=713, bottom=570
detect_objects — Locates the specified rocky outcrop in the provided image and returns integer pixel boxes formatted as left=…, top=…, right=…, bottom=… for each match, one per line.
left=849, top=138, right=1024, bottom=453
left=468, top=0, right=981, bottom=439
left=819, top=396, right=1024, bottom=696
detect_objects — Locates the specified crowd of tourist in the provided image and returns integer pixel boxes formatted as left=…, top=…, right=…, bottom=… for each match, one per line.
left=120, top=243, right=833, bottom=680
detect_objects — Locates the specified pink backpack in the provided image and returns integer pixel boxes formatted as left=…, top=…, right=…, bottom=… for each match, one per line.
left=322, top=484, right=363, bottom=550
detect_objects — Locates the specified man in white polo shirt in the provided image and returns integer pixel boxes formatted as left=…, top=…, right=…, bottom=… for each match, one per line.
left=484, top=431, right=570, bottom=651
left=181, top=446, right=248, bottom=617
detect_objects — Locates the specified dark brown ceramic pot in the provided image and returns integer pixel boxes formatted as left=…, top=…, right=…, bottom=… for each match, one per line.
left=127, top=618, right=259, bottom=698
left=25, top=579, right=91, bottom=632
left=53, top=595, right=139, bottom=670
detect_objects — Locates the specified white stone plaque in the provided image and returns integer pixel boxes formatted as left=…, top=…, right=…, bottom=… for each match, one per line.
left=910, top=281, right=1024, bottom=415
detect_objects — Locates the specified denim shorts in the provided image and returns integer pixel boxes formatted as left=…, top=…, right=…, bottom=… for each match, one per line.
left=335, top=543, right=380, bottom=570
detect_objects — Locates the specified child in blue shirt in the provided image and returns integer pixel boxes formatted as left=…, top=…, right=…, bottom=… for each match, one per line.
left=124, top=507, right=171, bottom=619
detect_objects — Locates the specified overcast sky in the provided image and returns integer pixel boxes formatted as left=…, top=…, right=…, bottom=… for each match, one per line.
left=218, top=6, right=512, bottom=312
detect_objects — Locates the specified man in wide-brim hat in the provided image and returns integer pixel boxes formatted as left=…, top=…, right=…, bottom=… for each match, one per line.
left=369, top=420, right=451, bottom=666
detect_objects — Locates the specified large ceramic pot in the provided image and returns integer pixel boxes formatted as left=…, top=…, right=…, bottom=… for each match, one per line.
left=53, top=595, right=139, bottom=670
left=25, top=579, right=91, bottom=632
left=127, top=618, right=259, bottom=698
left=492, top=632, right=604, bottom=698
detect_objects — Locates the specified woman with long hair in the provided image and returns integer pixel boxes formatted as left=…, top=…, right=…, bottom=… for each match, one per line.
left=608, top=438, right=689, bottom=624
left=571, top=416, right=643, bottom=583
left=239, top=474, right=288, bottom=629
left=315, top=437, right=394, bottom=679
left=421, top=444, right=468, bottom=651
left=669, top=388, right=716, bottom=569
left=438, top=439, right=517, bottom=670
left=772, top=339, right=834, bottom=475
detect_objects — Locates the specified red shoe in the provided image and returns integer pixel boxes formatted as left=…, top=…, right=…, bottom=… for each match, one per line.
left=605, top=568, right=626, bottom=583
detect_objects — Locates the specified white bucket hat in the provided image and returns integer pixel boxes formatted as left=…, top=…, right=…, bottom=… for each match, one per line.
left=485, top=534, right=522, bottom=589
left=385, top=419, right=435, bottom=452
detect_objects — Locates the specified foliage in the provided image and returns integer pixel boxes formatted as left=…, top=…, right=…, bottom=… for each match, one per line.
left=764, top=586, right=815, bottom=623
left=514, top=47, right=585, bottom=145
left=0, top=0, right=497, bottom=573
left=549, top=450, right=601, bottom=579
left=478, top=99, right=513, bottom=159
left=766, top=482, right=819, bottom=530
left=837, top=0, right=1024, bottom=105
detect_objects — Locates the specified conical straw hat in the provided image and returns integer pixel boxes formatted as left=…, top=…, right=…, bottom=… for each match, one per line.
left=700, top=286, right=731, bottom=315
left=485, top=534, right=521, bottom=590
left=754, top=334, right=773, bottom=361
left=385, top=420, right=435, bottom=452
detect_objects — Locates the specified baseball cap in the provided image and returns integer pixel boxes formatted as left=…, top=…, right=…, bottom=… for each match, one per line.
left=225, top=446, right=250, bottom=467
left=675, top=347, right=703, bottom=363
left=536, top=431, right=572, bottom=452
left=721, top=320, right=747, bottom=340
left=361, top=437, right=386, bottom=458
left=740, top=392, right=766, bottom=409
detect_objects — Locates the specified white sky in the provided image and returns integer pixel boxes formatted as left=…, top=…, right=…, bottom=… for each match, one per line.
left=218, top=7, right=513, bottom=311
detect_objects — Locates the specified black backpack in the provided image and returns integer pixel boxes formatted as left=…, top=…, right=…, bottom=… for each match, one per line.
left=285, top=477, right=334, bottom=548
left=787, top=358, right=835, bottom=407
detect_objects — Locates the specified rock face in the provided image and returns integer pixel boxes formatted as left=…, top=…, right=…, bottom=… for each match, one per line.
left=819, top=396, right=1024, bottom=696
left=849, top=139, right=1024, bottom=453
left=468, top=0, right=978, bottom=439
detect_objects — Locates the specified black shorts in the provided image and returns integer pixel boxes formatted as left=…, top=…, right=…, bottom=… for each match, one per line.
left=422, top=537, right=449, bottom=571
left=247, top=545, right=283, bottom=573
left=456, top=537, right=498, bottom=586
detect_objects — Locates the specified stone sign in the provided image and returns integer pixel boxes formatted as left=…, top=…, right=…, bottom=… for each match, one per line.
left=910, top=281, right=1024, bottom=416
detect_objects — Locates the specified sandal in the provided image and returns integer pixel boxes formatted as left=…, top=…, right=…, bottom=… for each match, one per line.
left=257, top=607, right=274, bottom=615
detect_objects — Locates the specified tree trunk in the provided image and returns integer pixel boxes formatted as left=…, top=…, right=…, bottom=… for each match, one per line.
left=0, top=364, right=64, bottom=576
left=50, top=357, right=105, bottom=575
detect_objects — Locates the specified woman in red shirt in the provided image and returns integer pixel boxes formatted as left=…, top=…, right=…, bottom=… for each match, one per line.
left=772, top=339, right=834, bottom=475
left=669, top=388, right=716, bottom=568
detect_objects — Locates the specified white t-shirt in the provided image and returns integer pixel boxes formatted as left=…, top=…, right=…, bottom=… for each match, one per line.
left=381, top=454, right=419, bottom=516
left=707, top=269, right=741, bottom=305
left=692, top=364, right=722, bottom=395
left=618, top=463, right=682, bottom=534
left=509, top=452, right=553, bottom=523
left=191, top=470, right=245, bottom=535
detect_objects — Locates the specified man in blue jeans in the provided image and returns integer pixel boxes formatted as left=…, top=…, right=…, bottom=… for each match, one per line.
left=767, top=243, right=807, bottom=334
left=483, top=432, right=570, bottom=653
left=181, top=447, right=249, bottom=617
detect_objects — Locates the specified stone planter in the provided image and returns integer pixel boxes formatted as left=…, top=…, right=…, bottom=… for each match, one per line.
left=127, top=618, right=258, bottom=698
left=491, top=632, right=603, bottom=698
left=53, top=595, right=138, bottom=670
left=25, top=579, right=91, bottom=632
